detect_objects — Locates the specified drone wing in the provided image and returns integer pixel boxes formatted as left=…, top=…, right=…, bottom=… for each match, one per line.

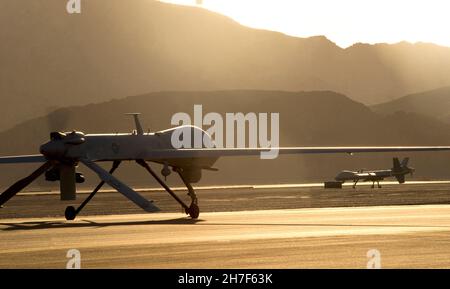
left=138, top=146, right=450, bottom=160
left=0, top=155, right=47, bottom=164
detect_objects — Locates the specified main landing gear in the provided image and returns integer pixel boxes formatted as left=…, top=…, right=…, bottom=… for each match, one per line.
left=136, top=159, right=200, bottom=219
left=63, top=160, right=200, bottom=221
left=371, top=181, right=382, bottom=189
left=64, top=161, right=121, bottom=221
left=352, top=179, right=382, bottom=189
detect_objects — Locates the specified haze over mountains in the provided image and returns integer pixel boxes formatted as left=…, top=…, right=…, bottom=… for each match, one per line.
left=373, top=86, right=450, bottom=124
left=1, top=90, right=450, bottom=189
left=2, top=0, right=450, bottom=130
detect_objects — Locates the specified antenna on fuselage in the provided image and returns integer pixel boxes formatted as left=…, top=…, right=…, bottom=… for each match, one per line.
left=125, top=113, right=144, bottom=135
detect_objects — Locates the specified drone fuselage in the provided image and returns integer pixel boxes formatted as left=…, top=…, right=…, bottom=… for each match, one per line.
left=40, top=126, right=218, bottom=170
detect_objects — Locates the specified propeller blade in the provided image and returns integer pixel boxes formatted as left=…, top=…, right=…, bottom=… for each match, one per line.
left=80, top=159, right=160, bottom=212
left=0, top=161, right=52, bottom=207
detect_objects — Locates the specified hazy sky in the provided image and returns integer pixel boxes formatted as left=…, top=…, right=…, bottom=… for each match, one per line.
left=161, top=0, right=450, bottom=48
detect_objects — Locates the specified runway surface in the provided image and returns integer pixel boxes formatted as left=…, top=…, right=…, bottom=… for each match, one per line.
left=3, top=181, right=450, bottom=219
left=2, top=204, right=450, bottom=268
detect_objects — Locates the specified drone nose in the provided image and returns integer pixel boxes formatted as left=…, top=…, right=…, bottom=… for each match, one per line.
left=40, top=140, right=66, bottom=159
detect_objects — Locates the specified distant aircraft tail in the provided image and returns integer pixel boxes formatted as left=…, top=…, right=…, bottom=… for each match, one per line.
left=392, top=157, right=402, bottom=171
left=392, top=157, right=413, bottom=184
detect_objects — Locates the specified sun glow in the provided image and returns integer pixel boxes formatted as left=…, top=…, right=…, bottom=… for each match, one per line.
left=160, top=0, right=450, bottom=48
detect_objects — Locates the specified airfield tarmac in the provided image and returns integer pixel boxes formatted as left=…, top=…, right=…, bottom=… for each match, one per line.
left=1, top=182, right=450, bottom=268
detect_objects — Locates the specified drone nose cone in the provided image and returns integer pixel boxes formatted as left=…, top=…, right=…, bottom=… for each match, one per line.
left=40, top=141, right=65, bottom=159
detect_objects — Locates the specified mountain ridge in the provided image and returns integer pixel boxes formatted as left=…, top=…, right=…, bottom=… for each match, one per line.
left=2, top=0, right=450, bottom=131
left=1, top=89, right=450, bottom=189
left=372, top=86, right=450, bottom=123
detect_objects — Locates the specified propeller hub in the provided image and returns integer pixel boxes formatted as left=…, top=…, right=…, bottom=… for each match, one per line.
left=40, top=140, right=67, bottom=159
left=40, top=131, right=86, bottom=159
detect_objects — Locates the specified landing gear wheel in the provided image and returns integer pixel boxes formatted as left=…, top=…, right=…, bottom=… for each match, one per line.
left=187, top=203, right=200, bottom=219
left=65, top=206, right=76, bottom=221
